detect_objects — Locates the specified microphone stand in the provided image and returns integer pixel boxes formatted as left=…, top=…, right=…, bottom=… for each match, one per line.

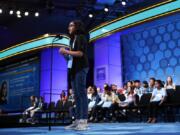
left=48, top=35, right=62, bottom=131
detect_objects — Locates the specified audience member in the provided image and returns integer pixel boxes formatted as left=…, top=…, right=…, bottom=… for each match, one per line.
left=148, top=78, right=156, bottom=93
left=134, top=80, right=144, bottom=97
left=147, top=80, right=167, bottom=123
left=164, top=76, right=176, bottom=91
left=142, top=81, right=149, bottom=94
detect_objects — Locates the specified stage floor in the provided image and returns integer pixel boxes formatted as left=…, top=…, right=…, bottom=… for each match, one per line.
left=0, top=123, right=180, bottom=135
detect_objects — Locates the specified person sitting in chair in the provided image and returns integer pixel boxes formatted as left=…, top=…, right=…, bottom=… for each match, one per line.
left=147, top=80, right=167, bottom=123
left=164, top=76, right=176, bottom=91
left=29, top=96, right=44, bottom=124
left=20, top=96, right=37, bottom=123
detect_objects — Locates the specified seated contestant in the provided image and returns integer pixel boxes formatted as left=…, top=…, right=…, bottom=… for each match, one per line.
left=88, top=86, right=101, bottom=111
left=61, top=90, right=68, bottom=101
left=110, top=85, right=121, bottom=121
left=88, top=86, right=101, bottom=121
left=67, top=88, right=75, bottom=119
left=147, top=80, right=167, bottom=123
left=164, top=76, right=176, bottom=91
left=141, top=81, right=149, bottom=94
left=97, top=87, right=102, bottom=97
left=67, top=88, right=75, bottom=104
left=90, top=84, right=109, bottom=121
left=30, top=96, right=44, bottom=124
left=99, top=84, right=112, bottom=121
left=92, top=84, right=120, bottom=122
left=56, top=91, right=68, bottom=111
left=119, top=86, right=137, bottom=107
left=134, top=80, right=144, bottom=98
left=23, top=96, right=37, bottom=115
left=20, top=96, right=37, bottom=123
left=87, top=86, right=93, bottom=103
left=125, top=81, right=134, bottom=94
left=148, top=78, right=156, bottom=93
left=111, top=84, right=118, bottom=95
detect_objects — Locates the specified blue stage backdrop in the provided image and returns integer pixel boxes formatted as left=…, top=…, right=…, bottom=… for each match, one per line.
left=40, top=48, right=68, bottom=103
left=0, top=57, right=40, bottom=111
left=121, top=13, right=180, bottom=84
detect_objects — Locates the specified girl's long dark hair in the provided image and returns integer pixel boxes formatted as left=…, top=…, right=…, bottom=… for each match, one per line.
left=69, top=20, right=86, bottom=41
left=166, top=76, right=173, bottom=85
left=128, top=87, right=135, bottom=96
left=92, top=85, right=98, bottom=97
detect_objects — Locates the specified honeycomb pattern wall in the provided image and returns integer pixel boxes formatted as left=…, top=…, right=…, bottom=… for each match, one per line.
left=121, top=14, right=180, bottom=84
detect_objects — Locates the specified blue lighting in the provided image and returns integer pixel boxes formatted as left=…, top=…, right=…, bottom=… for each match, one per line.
left=90, top=0, right=180, bottom=41
left=0, top=35, right=70, bottom=60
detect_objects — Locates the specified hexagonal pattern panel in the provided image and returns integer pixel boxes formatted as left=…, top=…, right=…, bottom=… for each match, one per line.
left=122, top=16, right=180, bottom=83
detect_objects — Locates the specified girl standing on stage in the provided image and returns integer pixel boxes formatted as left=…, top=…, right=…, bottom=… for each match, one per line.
left=60, top=20, right=89, bottom=130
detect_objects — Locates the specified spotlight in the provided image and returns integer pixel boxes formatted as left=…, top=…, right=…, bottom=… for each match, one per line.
left=16, top=10, right=21, bottom=15
left=104, top=7, right=109, bottom=12
left=24, top=11, right=29, bottom=16
left=35, top=12, right=39, bottom=17
left=9, top=10, right=14, bottom=15
left=0, top=9, right=3, bottom=14
left=104, top=5, right=109, bottom=12
left=121, top=0, right=126, bottom=6
left=88, top=13, right=93, bottom=18
left=17, top=14, right=22, bottom=18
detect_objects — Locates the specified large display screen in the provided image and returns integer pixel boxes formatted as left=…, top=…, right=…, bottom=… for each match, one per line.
left=0, top=57, right=40, bottom=111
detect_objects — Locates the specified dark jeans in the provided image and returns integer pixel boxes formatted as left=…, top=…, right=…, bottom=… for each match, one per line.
left=71, top=68, right=89, bottom=119
left=149, top=101, right=161, bottom=118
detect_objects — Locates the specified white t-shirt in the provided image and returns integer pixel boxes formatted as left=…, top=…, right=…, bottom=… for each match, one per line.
left=151, top=88, right=166, bottom=102
left=134, top=87, right=144, bottom=96
left=87, top=93, right=92, bottom=100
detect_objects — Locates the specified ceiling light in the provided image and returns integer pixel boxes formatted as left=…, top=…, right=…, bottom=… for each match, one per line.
left=35, top=12, right=39, bottom=17
left=9, top=10, right=14, bottom=15
left=88, top=13, right=93, bottom=18
left=24, top=11, right=29, bottom=16
left=16, top=10, right=21, bottom=15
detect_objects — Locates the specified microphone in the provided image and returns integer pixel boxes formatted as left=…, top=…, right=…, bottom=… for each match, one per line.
left=53, top=34, right=69, bottom=48
left=55, top=34, right=63, bottom=39
left=53, top=34, right=63, bottom=42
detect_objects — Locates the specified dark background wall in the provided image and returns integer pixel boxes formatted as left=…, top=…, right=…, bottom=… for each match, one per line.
left=121, top=13, right=180, bottom=84
left=0, top=12, right=75, bottom=50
